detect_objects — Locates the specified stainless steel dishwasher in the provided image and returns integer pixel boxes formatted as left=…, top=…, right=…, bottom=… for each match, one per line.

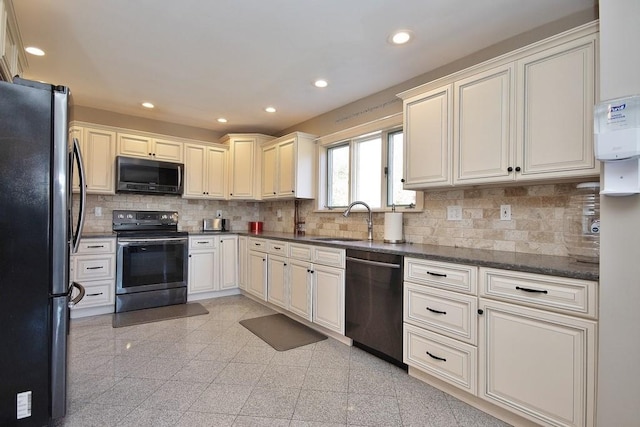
left=345, top=249, right=406, bottom=369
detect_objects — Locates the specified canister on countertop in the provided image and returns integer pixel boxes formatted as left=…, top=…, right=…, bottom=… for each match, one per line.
left=248, top=221, right=263, bottom=233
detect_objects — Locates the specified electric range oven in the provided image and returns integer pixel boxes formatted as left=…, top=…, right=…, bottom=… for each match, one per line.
left=113, top=210, right=188, bottom=312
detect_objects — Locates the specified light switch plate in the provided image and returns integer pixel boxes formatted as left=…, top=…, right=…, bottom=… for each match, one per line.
left=500, top=205, right=511, bottom=221
left=216, top=210, right=222, bottom=218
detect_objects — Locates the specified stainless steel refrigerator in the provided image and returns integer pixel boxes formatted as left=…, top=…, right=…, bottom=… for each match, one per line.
left=0, top=77, right=87, bottom=426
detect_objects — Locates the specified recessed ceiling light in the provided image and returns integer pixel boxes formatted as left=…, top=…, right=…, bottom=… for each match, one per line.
left=314, top=79, right=328, bottom=88
left=141, top=102, right=154, bottom=109
left=390, top=30, right=412, bottom=45
left=265, top=106, right=276, bottom=113
left=217, top=118, right=228, bottom=123
left=25, top=46, right=45, bottom=56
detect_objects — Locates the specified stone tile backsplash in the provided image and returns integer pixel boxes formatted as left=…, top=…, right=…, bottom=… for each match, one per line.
left=81, top=182, right=588, bottom=256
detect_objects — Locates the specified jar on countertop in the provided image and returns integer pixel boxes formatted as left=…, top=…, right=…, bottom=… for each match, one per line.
left=563, top=182, right=600, bottom=263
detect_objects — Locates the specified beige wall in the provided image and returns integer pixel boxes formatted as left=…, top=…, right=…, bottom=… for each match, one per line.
left=597, top=1, right=640, bottom=425
left=74, top=106, right=223, bottom=142
left=278, top=8, right=598, bottom=137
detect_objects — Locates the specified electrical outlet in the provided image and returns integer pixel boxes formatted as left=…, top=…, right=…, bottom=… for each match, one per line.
left=215, top=210, right=222, bottom=218
left=500, top=204, right=511, bottom=221
left=94, top=207, right=102, bottom=217
left=276, top=209, right=282, bottom=218
left=447, top=205, right=462, bottom=221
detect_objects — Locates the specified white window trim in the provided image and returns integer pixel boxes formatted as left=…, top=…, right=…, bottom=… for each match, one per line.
left=315, top=113, right=423, bottom=213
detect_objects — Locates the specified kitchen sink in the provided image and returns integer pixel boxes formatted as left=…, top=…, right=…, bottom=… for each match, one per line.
left=311, top=237, right=363, bottom=242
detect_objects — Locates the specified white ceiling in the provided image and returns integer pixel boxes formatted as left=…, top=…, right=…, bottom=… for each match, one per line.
left=13, top=0, right=596, bottom=135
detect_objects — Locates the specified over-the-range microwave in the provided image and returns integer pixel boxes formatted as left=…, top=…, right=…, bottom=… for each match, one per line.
left=116, top=156, right=184, bottom=196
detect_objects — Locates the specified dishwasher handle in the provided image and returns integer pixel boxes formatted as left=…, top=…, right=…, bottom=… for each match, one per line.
left=346, top=256, right=401, bottom=269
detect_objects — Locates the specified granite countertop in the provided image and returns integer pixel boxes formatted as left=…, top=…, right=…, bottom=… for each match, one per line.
left=236, top=231, right=600, bottom=281
left=81, top=230, right=599, bottom=281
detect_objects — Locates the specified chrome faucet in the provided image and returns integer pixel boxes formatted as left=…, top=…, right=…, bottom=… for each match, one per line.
left=343, top=201, right=373, bottom=241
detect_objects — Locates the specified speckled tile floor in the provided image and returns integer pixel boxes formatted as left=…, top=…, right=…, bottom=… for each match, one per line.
left=57, top=295, right=512, bottom=427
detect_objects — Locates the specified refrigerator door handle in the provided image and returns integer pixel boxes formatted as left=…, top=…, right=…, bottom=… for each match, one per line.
left=68, top=282, right=85, bottom=308
left=72, top=137, right=87, bottom=253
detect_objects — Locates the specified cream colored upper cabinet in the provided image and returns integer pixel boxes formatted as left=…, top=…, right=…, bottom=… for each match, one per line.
left=70, top=127, right=83, bottom=192
left=183, top=143, right=227, bottom=200
left=221, top=134, right=274, bottom=200
left=403, top=84, right=453, bottom=188
left=0, top=0, right=26, bottom=80
left=454, top=64, right=516, bottom=185
left=515, top=34, right=599, bottom=180
left=74, top=126, right=117, bottom=194
left=261, top=144, right=278, bottom=199
left=117, top=133, right=183, bottom=163
left=260, top=132, right=316, bottom=200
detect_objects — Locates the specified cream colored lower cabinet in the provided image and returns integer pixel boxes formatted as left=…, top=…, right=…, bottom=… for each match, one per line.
left=267, top=254, right=287, bottom=309
left=312, top=263, right=345, bottom=334
left=187, top=236, right=219, bottom=295
left=219, top=235, right=238, bottom=291
left=478, top=298, right=597, bottom=427
left=288, top=258, right=313, bottom=321
left=247, top=249, right=267, bottom=300
left=237, top=236, right=248, bottom=290
left=70, top=238, right=116, bottom=318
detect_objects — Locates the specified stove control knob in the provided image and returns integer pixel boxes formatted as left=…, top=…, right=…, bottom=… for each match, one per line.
left=161, top=214, right=168, bottom=220
left=126, top=214, right=134, bottom=219
left=117, top=213, right=125, bottom=219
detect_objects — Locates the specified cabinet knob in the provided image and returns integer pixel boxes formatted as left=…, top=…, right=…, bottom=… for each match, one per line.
left=273, top=192, right=276, bottom=195
left=148, top=152, right=152, bottom=156
left=401, top=178, right=405, bottom=183
left=189, top=254, right=192, bottom=258
left=477, top=309, right=484, bottom=315
left=507, top=166, right=513, bottom=172
left=291, top=190, right=295, bottom=193
left=515, top=166, right=521, bottom=172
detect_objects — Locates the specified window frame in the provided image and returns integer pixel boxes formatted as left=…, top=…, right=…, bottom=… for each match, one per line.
left=316, top=114, right=422, bottom=213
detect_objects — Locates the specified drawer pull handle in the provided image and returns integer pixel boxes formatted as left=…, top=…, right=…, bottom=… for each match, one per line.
left=426, top=351, right=446, bottom=362
left=426, top=307, right=447, bottom=315
left=197, top=241, right=208, bottom=244
left=87, top=245, right=104, bottom=249
left=427, top=271, right=447, bottom=277
left=87, top=292, right=103, bottom=297
left=273, top=246, right=281, bottom=250
left=515, top=286, right=548, bottom=294
left=86, top=266, right=104, bottom=270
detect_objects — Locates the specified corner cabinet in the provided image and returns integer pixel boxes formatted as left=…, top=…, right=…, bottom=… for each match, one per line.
left=183, top=143, right=227, bottom=199
left=221, top=133, right=274, bottom=200
left=398, top=23, right=599, bottom=189
left=261, top=132, right=317, bottom=200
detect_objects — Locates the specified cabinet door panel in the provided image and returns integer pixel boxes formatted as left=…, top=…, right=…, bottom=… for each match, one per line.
left=84, top=128, right=116, bottom=193
left=230, top=138, right=256, bottom=199
left=267, top=255, right=287, bottom=309
left=238, top=236, right=248, bottom=290
left=277, top=139, right=296, bottom=197
left=479, top=299, right=596, bottom=427
left=184, top=144, right=207, bottom=198
left=220, top=236, right=238, bottom=290
left=404, top=85, right=452, bottom=188
left=118, top=133, right=151, bottom=158
left=312, top=264, right=345, bottom=334
left=153, top=139, right=183, bottom=162
left=289, top=259, right=312, bottom=321
left=518, top=37, right=598, bottom=178
left=188, top=251, right=217, bottom=294
left=248, top=250, right=267, bottom=300
left=454, top=65, right=514, bottom=184
left=261, top=144, right=277, bottom=198
left=206, top=147, right=227, bottom=198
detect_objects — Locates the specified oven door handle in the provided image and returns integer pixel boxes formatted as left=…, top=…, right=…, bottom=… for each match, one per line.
left=118, top=237, right=188, bottom=244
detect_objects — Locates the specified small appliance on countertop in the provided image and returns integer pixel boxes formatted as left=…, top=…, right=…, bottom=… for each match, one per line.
left=203, top=218, right=227, bottom=232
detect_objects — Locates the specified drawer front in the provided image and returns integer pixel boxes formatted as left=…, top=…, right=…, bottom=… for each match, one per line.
left=73, top=255, right=116, bottom=281
left=76, top=238, right=115, bottom=254
left=480, top=267, right=598, bottom=318
left=404, top=323, right=477, bottom=395
left=404, top=283, right=477, bottom=345
left=312, top=246, right=345, bottom=268
left=72, top=280, right=115, bottom=309
left=405, top=258, right=477, bottom=294
left=248, top=237, right=268, bottom=252
left=289, top=243, right=312, bottom=261
left=268, top=240, right=289, bottom=255
left=189, top=236, right=217, bottom=250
